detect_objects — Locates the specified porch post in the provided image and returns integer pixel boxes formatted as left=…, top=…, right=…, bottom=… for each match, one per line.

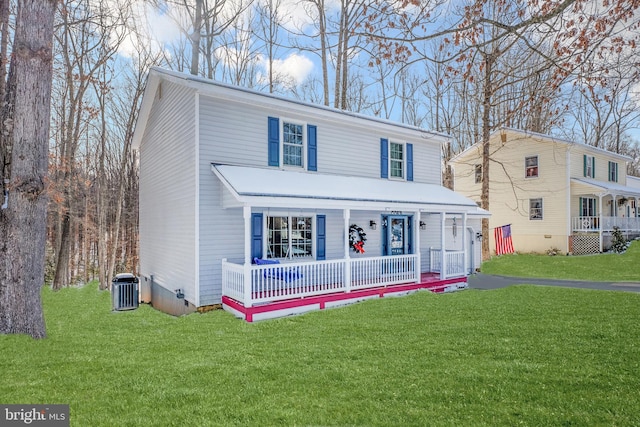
left=415, top=211, right=421, bottom=283
left=440, top=212, right=446, bottom=280
left=462, top=212, right=468, bottom=276
left=598, top=195, right=603, bottom=252
left=243, top=205, right=252, bottom=307
left=344, top=208, right=351, bottom=292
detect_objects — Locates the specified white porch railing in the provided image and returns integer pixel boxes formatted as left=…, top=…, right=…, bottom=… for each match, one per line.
left=572, top=216, right=640, bottom=232
left=429, top=249, right=466, bottom=279
left=222, top=254, right=419, bottom=306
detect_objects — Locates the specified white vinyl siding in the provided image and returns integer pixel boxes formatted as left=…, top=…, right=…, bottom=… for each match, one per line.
left=138, top=80, right=198, bottom=304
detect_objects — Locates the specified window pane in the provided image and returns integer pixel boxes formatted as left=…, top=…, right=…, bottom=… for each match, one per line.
left=529, top=198, right=543, bottom=220
left=283, top=122, right=303, bottom=167
left=290, top=217, right=312, bottom=257
left=525, top=156, right=538, bottom=178
left=475, top=164, right=482, bottom=183
left=267, top=216, right=288, bottom=258
left=390, top=142, right=404, bottom=178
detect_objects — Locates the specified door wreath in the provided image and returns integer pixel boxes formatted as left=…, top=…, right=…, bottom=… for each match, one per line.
left=349, top=224, right=367, bottom=254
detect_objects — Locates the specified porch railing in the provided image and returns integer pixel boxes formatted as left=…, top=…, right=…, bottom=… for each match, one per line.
left=572, top=216, right=640, bottom=232
left=429, top=249, right=466, bottom=279
left=222, top=254, right=419, bottom=306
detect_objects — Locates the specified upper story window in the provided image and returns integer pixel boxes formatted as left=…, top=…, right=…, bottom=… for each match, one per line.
left=268, top=117, right=317, bottom=171
left=529, top=198, right=543, bottom=220
left=584, top=155, right=595, bottom=178
left=380, top=139, right=413, bottom=181
left=474, top=164, right=482, bottom=184
left=608, top=161, right=618, bottom=182
left=390, top=142, right=404, bottom=179
left=525, top=156, right=538, bottom=178
left=282, top=122, right=304, bottom=167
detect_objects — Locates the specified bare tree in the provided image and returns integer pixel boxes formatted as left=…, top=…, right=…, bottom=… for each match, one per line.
left=0, top=0, right=56, bottom=339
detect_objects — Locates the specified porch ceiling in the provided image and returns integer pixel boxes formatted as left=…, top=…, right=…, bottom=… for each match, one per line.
left=211, top=163, right=490, bottom=215
left=571, top=178, right=640, bottom=198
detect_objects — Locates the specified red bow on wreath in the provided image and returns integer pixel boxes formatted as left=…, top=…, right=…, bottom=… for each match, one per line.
left=353, top=241, right=365, bottom=254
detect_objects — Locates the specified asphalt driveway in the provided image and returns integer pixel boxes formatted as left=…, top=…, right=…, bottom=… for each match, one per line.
left=468, top=273, right=640, bottom=293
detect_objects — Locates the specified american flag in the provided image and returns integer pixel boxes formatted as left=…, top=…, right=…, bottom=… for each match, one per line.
left=494, top=224, right=515, bottom=255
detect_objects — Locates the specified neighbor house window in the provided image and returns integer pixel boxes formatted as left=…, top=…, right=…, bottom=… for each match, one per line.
left=525, top=156, right=538, bottom=178
left=282, top=121, right=304, bottom=167
left=580, top=197, right=596, bottom=217
left=584, top=155, right=595, bottom=178
left=529, top=198, right=543, bottom=220
left=390, top=142, right=404, bottom=179
left=608, top=161, right=618, bottom=182
left=267, top=215, right=313, bottom=259
left=474, top=164, right=482, bottom=184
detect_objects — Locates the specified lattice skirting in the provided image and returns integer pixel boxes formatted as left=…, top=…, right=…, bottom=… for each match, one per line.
left=570, top=233, right=600, bottom=255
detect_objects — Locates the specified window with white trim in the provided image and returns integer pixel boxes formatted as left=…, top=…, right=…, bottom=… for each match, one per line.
left=581, top=197, right=596, bottom=217
left=525, top=156, right=538, bottom=178
left=267, top=215, right=313, bottom=259
left=390, top=142, right=404, bottom=179
left=529, top=198, right=543, bottom=220
left=608, top=161, right=618, bottom=182
left=474, top=164, right=482, bottom=184
left=282, top=121, right=304, bottom=167
left=584, top=155, right=595, bottom=178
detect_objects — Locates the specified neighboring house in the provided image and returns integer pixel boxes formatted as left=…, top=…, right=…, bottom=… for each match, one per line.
left=450, top=128, right=640, bottom=256
left=132, top=67, right=489, bottom=321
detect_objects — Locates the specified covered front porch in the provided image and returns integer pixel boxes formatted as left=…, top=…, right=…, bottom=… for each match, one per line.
left=571, top=178, right=640, bottom=253
left=212, top=164, right=488, bottom=321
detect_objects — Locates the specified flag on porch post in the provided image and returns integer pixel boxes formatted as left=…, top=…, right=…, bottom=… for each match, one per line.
left=494, top=224, right=514, bottom=255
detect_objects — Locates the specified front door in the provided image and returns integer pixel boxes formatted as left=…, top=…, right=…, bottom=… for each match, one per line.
left=382, top=215, right=412, bottom=256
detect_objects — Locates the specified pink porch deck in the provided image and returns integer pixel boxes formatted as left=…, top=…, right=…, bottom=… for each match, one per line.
left=222, top=273, right=468, bottom=322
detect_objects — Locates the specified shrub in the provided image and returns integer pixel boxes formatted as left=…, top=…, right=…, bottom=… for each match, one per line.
left=609, top=226, right=629, bottom=254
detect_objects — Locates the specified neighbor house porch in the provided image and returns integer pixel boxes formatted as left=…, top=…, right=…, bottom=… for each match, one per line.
left=570, top=178, right=640, bottom=253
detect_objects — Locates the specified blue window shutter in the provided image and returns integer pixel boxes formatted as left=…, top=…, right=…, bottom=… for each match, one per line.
left=608, top=162, right=611, bottom=181
left=592, top=157, right=595, bottom=178
left=583, top=155, right=587, bottom=177
left=251, top=213, right=263, bottom=260
left=268, top=117, right=279, bottom=167
left=408, top=217, right=413, bottom=253
left=380, top=138, right=389, bottom=178
left=406, top=143, right=414, bottom=181
left=316, top=215, right=326, bottom=260
left=307, top=125, right=317, bottom=171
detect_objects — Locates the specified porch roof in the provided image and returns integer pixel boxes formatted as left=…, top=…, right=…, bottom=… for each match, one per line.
left=212, top=164, right=490, bottom=215
left=571, top=178, right=640, bottom=198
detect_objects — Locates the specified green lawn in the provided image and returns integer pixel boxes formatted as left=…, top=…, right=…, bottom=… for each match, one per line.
left=481, top=239, right=640, bottom=282
left=1, top=284, right=640, bottom=426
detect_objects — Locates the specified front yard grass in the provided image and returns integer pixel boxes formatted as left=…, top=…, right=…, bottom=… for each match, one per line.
left=481, top=239, right=640, bottom=282
left=1, top=283, right=640, bottom=426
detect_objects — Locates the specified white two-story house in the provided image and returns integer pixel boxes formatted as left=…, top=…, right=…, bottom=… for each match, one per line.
left=450, top=128, right=640, bottom=256
left=132, top=68, right=489, bottom=321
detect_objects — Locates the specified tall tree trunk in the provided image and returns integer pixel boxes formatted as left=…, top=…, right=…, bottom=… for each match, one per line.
left=481, top=53, right=493, bottom=261
left=0, top=0, right=56, bottom=339
left=190, top=0, right=203, bottom=76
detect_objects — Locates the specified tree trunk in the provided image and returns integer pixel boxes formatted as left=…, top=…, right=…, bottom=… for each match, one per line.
left=481, top=53, right=493, bottom=261
left=0, top=0, right=56, bottom=339
left=190, top=0, right=203, bottom=76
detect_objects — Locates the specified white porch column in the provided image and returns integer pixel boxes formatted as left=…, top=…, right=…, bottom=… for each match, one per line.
left=243, top=205, right=252, bottom=307
left=415, top=211, right=421, bottom=283
left=598, top=195, right=603, bottom=252
left=344, top=208, right=351, bottom=292
left=440, top=212, right=447, bottom=280
left=462, top=212, right=468, bottom=276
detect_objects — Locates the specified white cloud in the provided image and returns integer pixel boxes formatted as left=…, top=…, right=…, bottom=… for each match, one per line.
left=117, top=1, right=184, bottom=59
left=261, top=52, right=314, bottom=88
